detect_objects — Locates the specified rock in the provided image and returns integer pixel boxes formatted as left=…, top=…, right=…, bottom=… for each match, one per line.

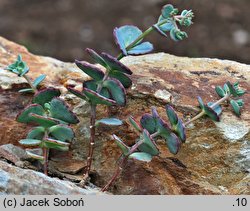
left=0, top=160, right=103, bottom=195
left=0, top=36, right=249, bottom=194
left=0, top=144, right=28, bottom=166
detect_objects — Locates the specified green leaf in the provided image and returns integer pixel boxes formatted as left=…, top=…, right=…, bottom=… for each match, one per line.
left=170, top=28, right=188, bottom=41
left=101, top=53, right=132, bottom=75
left=138, top=129, right=159, bottom=156
left=215, top=86, right=225, bottom=98
left=207, top=102, right=222, bottom=116
left=236, top=99, right=244, bottom=107
left=161, top=4, right=174, bottom=18
left=66, top=86, right=88, bottom=101
left=6, top=54, right=29, bottom=76
left=109, top=70, right=132, bottom=89
left=83, top=80, right=111, bottom=99
left=32, top=88, right=61, bottom=106
left=33, top=74, right=46, bottom=87
left=50, top=98, right=79, bottom=124
left=197, top=96, right=205, bottom=109
left=83, top=87, right=116, bottom=106
left=230, top=99, right=241, bottom=117
left=226, top=81, right=238, bottom=97
left=16, top=104, right=45, bottom=123
left=113, top=25, right=153, bottom=56
left=75, top=60, right=104, bottom=81
left=26, top=151, right=44, bottom=161
left=113, top=134, right=130, bottom=155
left=129, top=152, right=152, bottom=162
left=157, top=15, right=174, bottom=32
left=85, top=48, right=108, bottom=68
left=44, top=138, right=69, bottom=151
left=96, top=118, right=123, bottom=126
left=166, top=105, right=178, bottom=125
left=236, top=90, right=246, bottom=97
left=129, top=116, right=142, bottom=132
left=103, top=78, right=126, bottom=106
left=27, top=126, right=45, bottom=140
left=29, top=113, right=60, bottom=128
left=140, top=114, right=157, bottom=134
left=204, top=105, right=220, bottom=121
left=174, top=119, right=186, bottom=143
left=18, top=88, right=34, bottom=93
left=48, top=125, right=74, bottom=142
left=19, top=139, right=42, bottom=146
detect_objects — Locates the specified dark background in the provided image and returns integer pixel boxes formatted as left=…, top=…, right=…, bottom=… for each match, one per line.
left=0, top=0, right=249, bottom=63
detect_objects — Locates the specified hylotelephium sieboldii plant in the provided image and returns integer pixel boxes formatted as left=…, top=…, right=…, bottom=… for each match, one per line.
left=67, top=4, right=194, bottom=185
left=5, top=55, right=79, bottom=175
left=102, top=81, right=246, bottom=191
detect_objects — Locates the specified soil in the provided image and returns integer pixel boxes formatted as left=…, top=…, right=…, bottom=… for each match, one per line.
left=0, top=0, right=249, bottom=63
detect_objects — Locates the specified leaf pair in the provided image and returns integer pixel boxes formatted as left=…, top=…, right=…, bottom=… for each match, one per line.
left=17, top=88, right=79, bottom=126
left=215, top=81, right=246, bottom=117
left=140, top=107, right=182, bottom=154
left=114, top=25, right=153, bottom=56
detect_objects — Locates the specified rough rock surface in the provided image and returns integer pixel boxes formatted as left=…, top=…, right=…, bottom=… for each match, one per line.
left=0, top=160, right=102, bottom=195
left=0, top=36, right=249, bottom=194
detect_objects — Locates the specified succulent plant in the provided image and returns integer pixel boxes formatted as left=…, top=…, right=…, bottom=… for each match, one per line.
left=66, top=3, right=194, bottom=185
left=17, top=88, right=79, bottom=175
left=5, top=54, right=46, bottom=93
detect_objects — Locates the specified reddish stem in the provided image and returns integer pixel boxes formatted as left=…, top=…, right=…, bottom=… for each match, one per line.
left=83, top=104, right=96, bottom=179
left=43, top=147, right=49, bottom=175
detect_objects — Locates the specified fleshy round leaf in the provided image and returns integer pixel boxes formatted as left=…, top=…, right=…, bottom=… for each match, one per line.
left=16, top=104, right=45, bottom=123
left=215, top=86, right=225, bottom=98
left=127, top=42, right=153, bottom=55
left=19, top=139, right=42, bottom=146
left=129, top=152, right=152, bottom=162
left=85, top=48, right=108, bottom=68
left=48, top=125, right=74, bottom=142
left=138, top=129, right=159, bottom=156
left=230, top=99, right=241, bottom=117
left=75, top=60, right=104, bottom=81
left=114, top=25, right=153, bottom=55
left=129, top=116, right=142, bottom=132
left=103, top=78, right=126, bottom=106
left=18, top=88, right=34, bottom=93
left=32, top=88, right=61, bottom=106
left=101, top=53, right=132, bottom=75
left=83, top=88, right=116, bottom=106
left=44, top=138, right=69, bottom=151
left=203, top=106, right=220, bottom=122
left=83, top=80, right=110, bottom=99
left=27, top=126, right=45, bottom=140
left=226, top=81, right=238, bottom=97
left=197, top=96, right=205, bottom=109
left=174, top=119, right=186, bottom=143
left=50, top=98, right=79, bottom=124
left=29, top=113, right=60, bottom=128
left=113, top=134, right=130, bottom=155
left=108, top=70, right=132, bottom=88
left=33, top=74, right=46, bottom=87
left=140, top=114, right=157, bottom=134
left=6, top=54, right=29, bottom=76
left=161, top=4, right=174, bottom=18
left=164, top=132, right=181, bottom=155
left=26, top=151, right=44, bottom=161
left=170, top=28, right=188, bottom=41
left=96, top=118, right=123, bottom=126
left=157, top=15, right=174, bottom=32
left=66, top=86, right=88, bottom=101
left=207, top=102, right=222, bottom=116
left=166, top=105, right=178, bottom=125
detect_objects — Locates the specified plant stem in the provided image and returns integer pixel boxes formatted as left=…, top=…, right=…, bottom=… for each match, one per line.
left=184, top=94, right=231, bottom=126
left=23, top=74, right=38, bottom=92
left=117, top=19, right=170, bottom=60
left=101, top=139, right=143, bottom=192
left=83, top=104, right=97, bottom=179
left=43, top=129, right=49, bottom=175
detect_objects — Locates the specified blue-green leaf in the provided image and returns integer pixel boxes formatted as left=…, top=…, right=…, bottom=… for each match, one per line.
left=96, top=118, right=123, bottom=126
left=16, top=104, right=45, bottom=123
left=32, top=88, right=61, bottom=106
left=18, top=88, right=34, bottom=93
left=215, top=86, right=225, bottom=98
left=129, top=116, right=142, bottom=132
left=230, top=99, right=241, bottom=117
left=129, top=152, right=152, bottom=162
left=48, top=125, right=74, bottom=142
left=207, top=102, right=222, bottom=116
left=113, top=134, right=130, bottom=155
left=114, top=25, right=153, bottom=55
left=27, top=126, right=45, bottom=140
left=161, top=4, right=174, bottom=18
left=138, top=129, right=159, bottom=156
left=33, top=74, right=46, bottom=87
left=19, top=139, right=42, bottom=146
